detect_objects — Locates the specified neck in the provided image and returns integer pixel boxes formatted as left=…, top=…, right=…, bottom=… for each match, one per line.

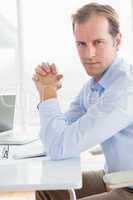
left=94, top=55, right=118, bottom=82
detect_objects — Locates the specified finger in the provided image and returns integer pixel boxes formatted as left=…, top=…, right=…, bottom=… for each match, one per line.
left=35, top=65, right=47, bottom=75
left=42, top=62, right=51, bottom=73
left=50, top=63, right=58, bottom=74
left=32, top=74, right=39, bottom=81
left=56, top=74, right=63, bottom=81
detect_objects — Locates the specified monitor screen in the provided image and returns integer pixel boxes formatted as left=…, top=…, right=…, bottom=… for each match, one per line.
left=0, top=95, right=16, bottom=133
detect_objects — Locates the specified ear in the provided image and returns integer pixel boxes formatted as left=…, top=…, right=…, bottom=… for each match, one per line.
left=114, top=33, right=122, bottom=50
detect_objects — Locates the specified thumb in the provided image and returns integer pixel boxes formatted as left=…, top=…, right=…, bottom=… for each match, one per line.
left=57, top=74, right=63, bottom=81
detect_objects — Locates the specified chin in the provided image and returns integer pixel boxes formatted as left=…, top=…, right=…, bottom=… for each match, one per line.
left=85, top=69, right=98, bottom=76
left=86, top=70, right=103, bottom=80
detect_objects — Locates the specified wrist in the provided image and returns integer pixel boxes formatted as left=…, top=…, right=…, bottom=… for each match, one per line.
left=40, top=85, right=57, bottom=101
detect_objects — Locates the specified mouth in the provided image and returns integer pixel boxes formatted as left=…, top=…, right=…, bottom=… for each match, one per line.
left=85, top=62, right=100, bottom=65
left=84, top=62, right=100, bottom=67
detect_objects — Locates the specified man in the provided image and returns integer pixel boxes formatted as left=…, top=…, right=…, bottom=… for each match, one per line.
left=33, top=3, right=133, bottom=200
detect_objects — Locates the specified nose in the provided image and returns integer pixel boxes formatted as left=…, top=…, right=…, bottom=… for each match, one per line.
left=85, top=44, right=96, bottom=59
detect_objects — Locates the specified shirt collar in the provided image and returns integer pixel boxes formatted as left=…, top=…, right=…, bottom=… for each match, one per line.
left=90, top=56, right=124, bottom=92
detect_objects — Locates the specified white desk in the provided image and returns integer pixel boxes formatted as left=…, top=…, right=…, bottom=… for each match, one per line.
left=0, top=144, right=82, bottom=200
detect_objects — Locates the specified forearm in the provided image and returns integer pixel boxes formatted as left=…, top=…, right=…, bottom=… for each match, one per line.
left=39, top=99, right=80, bottom=160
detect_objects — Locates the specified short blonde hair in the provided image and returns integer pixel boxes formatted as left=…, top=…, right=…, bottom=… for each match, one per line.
left=72, top=2, right=120, bottom=37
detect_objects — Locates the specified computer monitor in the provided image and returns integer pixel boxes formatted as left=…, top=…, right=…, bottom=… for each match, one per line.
left=0, top=95, right=16, bottom=133
left=0, top=94, right=39, bottom=145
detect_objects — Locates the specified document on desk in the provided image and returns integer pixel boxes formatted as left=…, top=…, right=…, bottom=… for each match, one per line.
left=13, top=140, right=47, bottom=159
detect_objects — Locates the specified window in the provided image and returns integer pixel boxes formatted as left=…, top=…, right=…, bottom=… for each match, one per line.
left=0, top=0, right=17, bottom=89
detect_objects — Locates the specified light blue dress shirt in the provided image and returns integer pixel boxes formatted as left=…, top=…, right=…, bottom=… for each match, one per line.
left=39, top=56, right=133, bottom=173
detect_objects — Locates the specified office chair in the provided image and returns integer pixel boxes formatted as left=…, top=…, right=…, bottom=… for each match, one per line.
left=69, top=171, right=133, bottom=200
left=89, top=146, right=133, bottom=190
left=103, top=170, right=133, bottom=190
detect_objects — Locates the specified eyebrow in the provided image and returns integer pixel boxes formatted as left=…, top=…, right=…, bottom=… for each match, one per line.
left=76, top=41, right=86, bottom=44
left=76, top=38, right=106, bottom=43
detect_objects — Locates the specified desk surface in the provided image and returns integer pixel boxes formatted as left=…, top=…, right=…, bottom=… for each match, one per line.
left=0, top=155, right=82, bottom=192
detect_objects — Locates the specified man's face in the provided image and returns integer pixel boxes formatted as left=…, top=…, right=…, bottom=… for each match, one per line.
left=74, top=15, right=121, bottom=81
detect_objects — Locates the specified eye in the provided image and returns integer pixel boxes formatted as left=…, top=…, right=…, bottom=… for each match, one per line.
left=76, top=42, right=86, bottom=47
left=94, top=40, right=104, bottom=46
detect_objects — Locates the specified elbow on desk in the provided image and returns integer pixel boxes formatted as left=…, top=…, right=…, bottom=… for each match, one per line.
left=39, top=124, right=80, bottom=160
left=45, top=137, right=79, bottom=161
left=39, top=133, right=64, bottom=160
left=48, top=145, right=65, bottom=160
left=46, top=137, right=71, bottom=160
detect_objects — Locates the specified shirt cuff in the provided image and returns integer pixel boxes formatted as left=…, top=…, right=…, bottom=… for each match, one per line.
left=38, top=98, right=61, bottom=116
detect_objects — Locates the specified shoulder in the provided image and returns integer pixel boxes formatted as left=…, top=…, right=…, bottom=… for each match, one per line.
left=107, top=60, right=133, bottom=92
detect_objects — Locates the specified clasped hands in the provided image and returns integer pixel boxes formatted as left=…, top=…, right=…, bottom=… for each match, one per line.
left=32, top=63, right=63, bottom=101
